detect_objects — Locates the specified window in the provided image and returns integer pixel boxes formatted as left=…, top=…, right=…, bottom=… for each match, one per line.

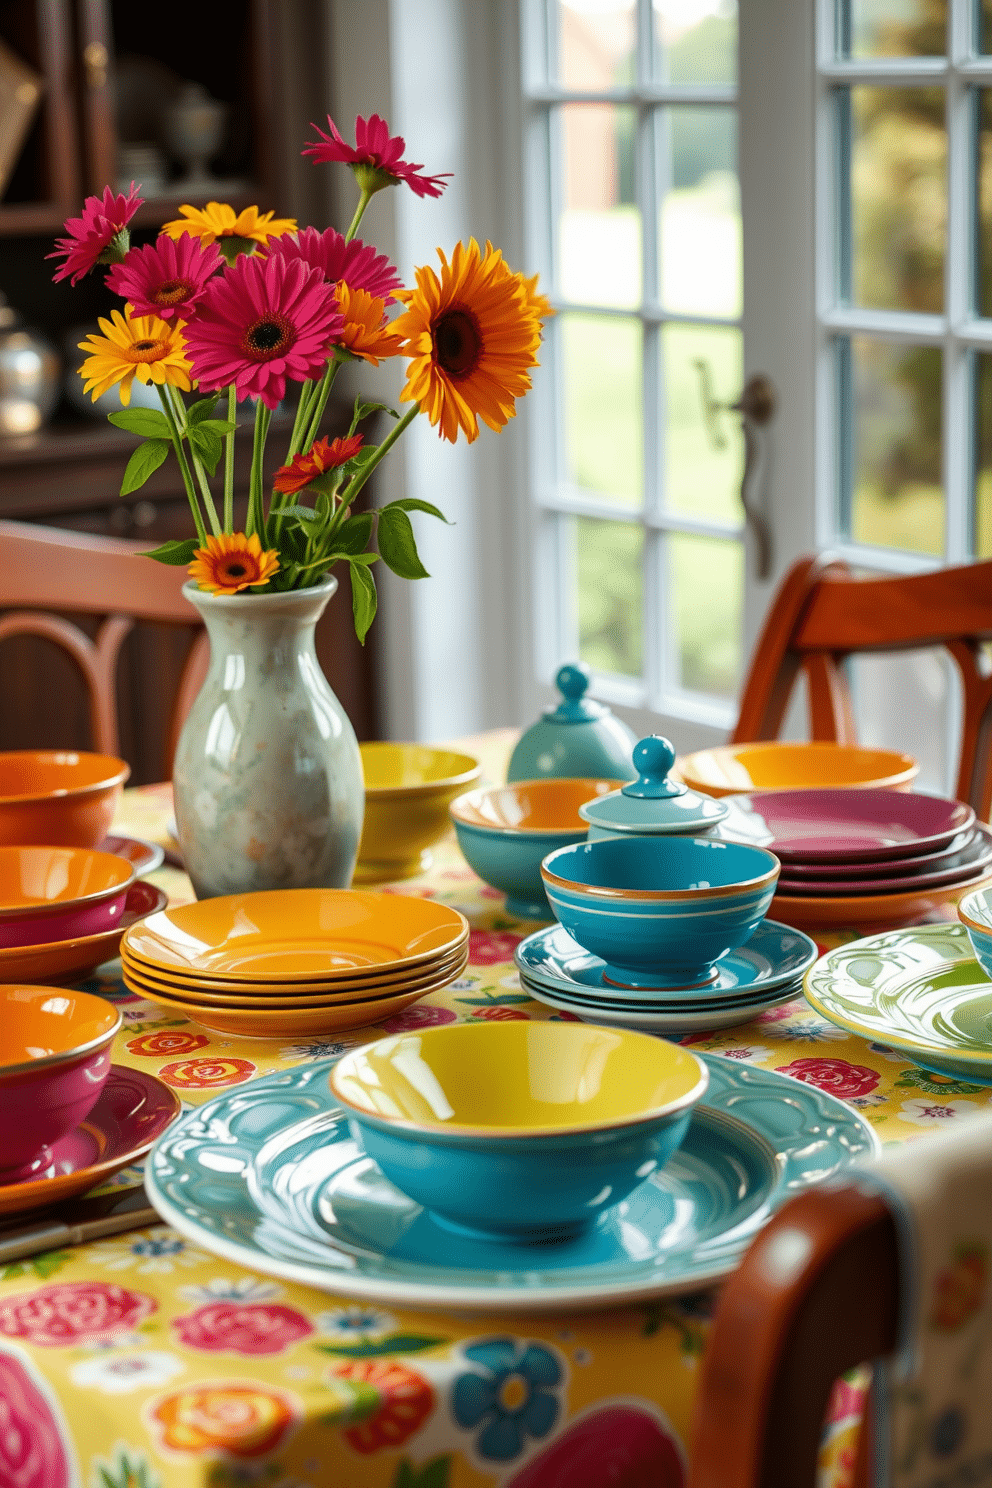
left=521, top=0, right=745, bottom=733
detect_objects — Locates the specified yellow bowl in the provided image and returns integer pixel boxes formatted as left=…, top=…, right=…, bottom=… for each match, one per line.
left=356, top=743, right=481, bottom=882
left=676, top=741, right=919, bottom=798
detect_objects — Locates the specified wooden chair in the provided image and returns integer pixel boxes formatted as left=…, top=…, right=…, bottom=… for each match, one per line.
left=732, top=553, right=992, bottom=820
left=688, top=1181, right=899, bottom=1488
left=0, top=518, right=208, bottom=773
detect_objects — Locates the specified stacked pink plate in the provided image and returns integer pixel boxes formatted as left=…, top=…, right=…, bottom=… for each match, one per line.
left=722, top=788, right=992, bottom=931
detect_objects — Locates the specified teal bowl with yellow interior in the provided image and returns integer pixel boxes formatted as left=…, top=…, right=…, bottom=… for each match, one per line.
left=329, top=1020, right=708, bottom=1242
left=541, top=835, right=780, bottom=992
left=449, top=777, right=623, bottom=919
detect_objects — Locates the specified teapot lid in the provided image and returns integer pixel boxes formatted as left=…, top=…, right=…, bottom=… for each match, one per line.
left=543, top=663, right=611, bottom=724
left=579, top=735, right=729, bottom=831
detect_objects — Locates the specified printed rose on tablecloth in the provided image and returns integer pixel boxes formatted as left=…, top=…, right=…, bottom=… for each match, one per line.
left=775, top=1058, right=880, bottom=1100
left=930, top=1243, right=990, bottom=1331
left=172, top=1302, right=313, bottom=1356
left=71, top=1349, right=185, bottom=1395
left=158, top=1057, right=257, bottom=1090
left=0, top=1344, right=75, bottom=1488
left=452, top=1338, right=564, bottom=1463
left=148, top=1380, right=299, bottom=1457
left=379, top=1005, right=457, bottom=1034
left=469, top=930, right=523, bottom=965
left=0, top=1282, right=156, bottom=1346
left=126, top=1031, right=210, bottom=1057
left=472, top=1006, right=530, bottom=1021
left=328, top=1359, right=434, bottom=1454
left=504, top=1402, right=686, bottom=1487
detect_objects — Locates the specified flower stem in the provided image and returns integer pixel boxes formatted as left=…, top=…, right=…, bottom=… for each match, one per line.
left=166, top=386, right=222, bottom=537
left=156, top=386, right=207, bottom=546
left=224, top=385, right=236, bottom=532
left=301, top=358, right=342, bottom=454
left=338, top=403, right=419, bottom=510
left=247, top=400, right=272, bottom=541
left=345, top=186, right=373, bottom=244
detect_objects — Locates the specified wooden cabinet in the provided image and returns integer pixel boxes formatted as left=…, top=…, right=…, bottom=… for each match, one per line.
left=0, top=0, right=379, bottom=782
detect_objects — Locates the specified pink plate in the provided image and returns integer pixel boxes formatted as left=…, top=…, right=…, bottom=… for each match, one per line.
left=776, top=825, right=992, bottom=896
left=778, top=826, right=980, bottom=880
left=725, top=788, right=975, bottom=864
left=0, top=1066, right=180, bottom=1218
left=99, top=834, right=165, bottom=877
left=0, top=881, right=168, bottom=985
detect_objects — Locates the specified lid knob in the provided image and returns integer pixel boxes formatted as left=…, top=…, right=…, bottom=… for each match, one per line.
left=622, top=735, right=686, bottom=800
left=556, top=662, right=589, bottom=700
left=548, top=661, right=606, bottom=722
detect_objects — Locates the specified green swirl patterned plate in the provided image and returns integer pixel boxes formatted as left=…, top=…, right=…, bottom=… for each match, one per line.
left=804, top=923, right=992, bottom=1083
left=146, top=1055, right=878, bottom=1313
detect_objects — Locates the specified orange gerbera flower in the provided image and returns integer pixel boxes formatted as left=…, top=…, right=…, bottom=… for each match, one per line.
left=160, top=203, right=297, bottom=264
left=188, top=532, right=279, bottom=595
left=273, top=434, right=364, bottom=495
left=393, top=239, right=547, bottom=443
left=334, top=282, right=405, bottom=365
left=77, top=307, right=193, bottom=406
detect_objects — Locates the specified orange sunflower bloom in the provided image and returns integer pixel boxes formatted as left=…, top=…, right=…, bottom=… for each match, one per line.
left=188, top=532, right=280, bottom=595
left=273, top=434, right=364, bottom=495
left=77, top=307, right=192, bottom=406
left=160, top=203, right=297, bottom=264
left=334, top=282, right=405, bottom=365
left=393, top=239, right=547, bottom=443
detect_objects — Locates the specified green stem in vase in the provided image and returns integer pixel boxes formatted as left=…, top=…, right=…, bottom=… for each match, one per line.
left=338, top=403, right=420, bottom=510
left=247, top=399, right=272, bottom=541
left=166, top=386, right=222, bottom=537
left=224, top=385, right=236, bottom=532
left=301, top=357, right=342, bottom=455
left=156, top=386, right=207, bottom=547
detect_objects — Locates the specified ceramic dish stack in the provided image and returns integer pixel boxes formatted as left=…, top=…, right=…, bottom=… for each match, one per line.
left=727, top=787, right=992, bottom=932
left=119, top=888, right=470, bottom=1037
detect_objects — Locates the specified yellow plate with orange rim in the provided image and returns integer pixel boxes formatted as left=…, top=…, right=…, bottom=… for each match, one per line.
left=121, top=889, right=469, bottom=981
left=676, top=741, right=919, bottom=798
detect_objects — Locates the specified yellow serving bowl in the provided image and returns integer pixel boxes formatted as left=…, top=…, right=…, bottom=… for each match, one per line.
left=355, top=743, right=481, bottom=882
left=677, top=741, right=919, bottom=798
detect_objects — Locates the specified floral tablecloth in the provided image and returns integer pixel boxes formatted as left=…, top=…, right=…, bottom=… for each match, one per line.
left=0, top=735, right=985, bottom=1488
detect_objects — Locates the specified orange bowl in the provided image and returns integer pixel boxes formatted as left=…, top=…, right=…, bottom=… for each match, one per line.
left=0, top=751, right=130, bottom=848
left=676, top=742, right=919, bottom=798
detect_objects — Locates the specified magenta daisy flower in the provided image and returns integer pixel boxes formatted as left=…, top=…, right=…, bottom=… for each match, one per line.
left=47, top=184, right=143, bottom=285
left=105, top=232, right=223, bottom=321
left=182, top=253, right=344, bottom=409
left=302, top=113, right=451, bottom=199
left=272, top=227, right=403, bottom=304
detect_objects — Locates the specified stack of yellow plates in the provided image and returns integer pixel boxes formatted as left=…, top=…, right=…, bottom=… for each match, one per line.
left=120, top=889, right=469, bottom=1037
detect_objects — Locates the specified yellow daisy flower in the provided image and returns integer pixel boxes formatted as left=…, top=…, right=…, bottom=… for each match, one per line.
left=334, top=282, right=405, bottom=365
left=393, top=239, right=547, bottom=444
left=188, top=532, right=280, bottom=595
left=77, top=307, right=193, bottom=406
left=160, top=203, right=297, bottom=263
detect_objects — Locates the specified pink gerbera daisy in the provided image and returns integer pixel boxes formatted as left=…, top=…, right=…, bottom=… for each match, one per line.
left=302, top=113, right=451, bottom=199
left=104, top=232, right=223, bottom=321
left=182, top=253, right=344, bottom=409
left=48, top=184, right=143, bottom=285
left=272, top=227, right=403, bottom=304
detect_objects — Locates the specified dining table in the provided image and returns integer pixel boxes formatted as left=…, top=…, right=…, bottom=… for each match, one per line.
left=0, top=726, right=985, bottom=1488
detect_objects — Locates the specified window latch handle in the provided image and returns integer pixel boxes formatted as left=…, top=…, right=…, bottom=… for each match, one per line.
left=694, top=363, right=777, bottom=581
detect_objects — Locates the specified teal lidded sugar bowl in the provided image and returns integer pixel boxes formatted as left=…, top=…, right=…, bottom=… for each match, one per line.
left=507, top=662, right=636, bottom=783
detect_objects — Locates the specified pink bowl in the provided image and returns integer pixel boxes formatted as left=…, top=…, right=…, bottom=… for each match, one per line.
left=0, top=846, right=136, bottom=950
left=0, top=985, right=121, bottom=1183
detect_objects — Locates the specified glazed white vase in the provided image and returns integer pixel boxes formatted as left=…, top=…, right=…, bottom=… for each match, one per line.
left=173, top=577, right=364, bottom=899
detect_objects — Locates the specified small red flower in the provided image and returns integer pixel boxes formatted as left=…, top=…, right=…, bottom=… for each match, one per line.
left=48, top=184, right=143, bottom=285
left=0, top=1349, right=72, bottom=1488
left=105, top=231, right=223, bottom=321
left=469, top=930, right=523, bottom=966
left=0, top=1283, right=155, bottom=1345
left=159, top=1056, right=257, bottom=1090
left=273, top=434, right=364, bottom=495
left=378, top=1004, right=457, bottom=1033
left=776, top=1058, right=880, bottom=1100
left=127, top=1031, right=209, bottom=1057
left=173, top=1303, right=313, bottom=1356
left=303, top=113, right=451, bottom=198
left=330, top=1359, right=434, bottom=1453
left=472, top=1006, right=530, bottom=1021
left=273, top=226, right=403, bottom=303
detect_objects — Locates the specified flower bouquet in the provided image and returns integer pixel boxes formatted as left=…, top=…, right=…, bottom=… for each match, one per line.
left=49, top=111, right=551, bottom=643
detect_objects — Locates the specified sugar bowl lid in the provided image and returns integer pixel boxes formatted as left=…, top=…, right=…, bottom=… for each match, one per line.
left=578, top=735, right=729, bottom=833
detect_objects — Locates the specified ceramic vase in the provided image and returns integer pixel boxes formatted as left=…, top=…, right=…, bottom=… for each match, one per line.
left=173, top=578, right=364, bottom=900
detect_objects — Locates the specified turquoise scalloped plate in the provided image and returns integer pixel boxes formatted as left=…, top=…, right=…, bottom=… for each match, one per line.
left=146, top=1054, right=878, bottom=1313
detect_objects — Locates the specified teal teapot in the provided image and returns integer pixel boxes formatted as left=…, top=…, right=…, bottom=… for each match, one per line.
left=507, top=663, right=636, bottom=783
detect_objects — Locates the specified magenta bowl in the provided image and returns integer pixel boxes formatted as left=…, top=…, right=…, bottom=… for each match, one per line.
left=0, top=846, right=136, bottom=950
left=0, top=985, right=121, bottom=1183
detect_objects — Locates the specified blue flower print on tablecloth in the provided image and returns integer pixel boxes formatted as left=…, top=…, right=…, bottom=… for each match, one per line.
left=278, top=1041, right=347, bottom=1063
left=88, top=1227, right=209, bottom=1275
left=452, top=1337, right=564, bottom=1462
left=316, top=1306, right=399, bottom=1344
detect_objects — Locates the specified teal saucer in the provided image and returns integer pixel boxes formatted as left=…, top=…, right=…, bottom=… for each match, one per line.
left=515, top=919, right=818, bottom=1003
left=146, top=1054, right=877, bottom=1312
left=520, top=974, right=803, bottom=1033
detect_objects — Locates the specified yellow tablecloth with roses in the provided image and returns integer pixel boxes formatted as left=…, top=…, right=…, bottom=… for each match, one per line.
left=0, top=734, right=982, bottom=1488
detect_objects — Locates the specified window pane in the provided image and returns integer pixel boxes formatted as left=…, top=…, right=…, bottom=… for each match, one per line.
left=662, top=323, right=743, bottom=522
left=561, top=312, right=643, bottom=506
left=653, top=1, right=737, bottom=85
left=658, top=108, right=740, bottom=317
left=977, top=91, right=992, bottom=317
left=555, top=0, right=636, bottom=90
left=841, top=0, right=946, bottom=58
left=576, top=518, right=644, bottom=678
left=975, top=352, right=992, bottom=556
left=669, top=533, right=743, bottom=697
left=981, top=1, right=992, bottom=55
left=557, top=104, right=641, bottom=309
left=841, top=336, right=944, bottom=556
left=843, top=85, right=946, bottom=314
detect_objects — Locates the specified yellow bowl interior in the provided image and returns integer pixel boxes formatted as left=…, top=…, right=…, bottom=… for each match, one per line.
left=0, top=985, right=120, bottom=1066
left=360, top=743, right=480, bottom=794
left=450, top=778, right=624, bottom=833
left=0, top=846, right=133, bottom=912
left=678, top=741, right=919, bottom=797
left=331, top=1021, right=707, bottom=1134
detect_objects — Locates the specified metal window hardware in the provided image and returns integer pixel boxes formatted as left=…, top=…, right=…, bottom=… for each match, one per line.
left=694, top=363, right=777, bottom=580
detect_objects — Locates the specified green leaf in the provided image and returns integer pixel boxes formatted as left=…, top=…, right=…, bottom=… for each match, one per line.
left=188, top=425, right=224, bottom=476
left=30, top=1249, right=71, bottom=1279
left=381, top=496, right=451, bottom=523
left=120, top=438, right=169, bottom=496
left=275, top=505, right=317, bottom=523
left=141, top=538, right=199, bottom=565
left=377, top=506, right=430, bottom=579
left=316, top=1333, right=447, bottom=1358
left=108, top=408, right=171, bottom=438
left=349, top=560, right=377, bottom=643
left=350, top=397, right=401, bottom=433
left=336, top=511, right=375, bottom=554
left=196, top=418, right=236, bottom=437
left=186, top=396, right=219, bottom=425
